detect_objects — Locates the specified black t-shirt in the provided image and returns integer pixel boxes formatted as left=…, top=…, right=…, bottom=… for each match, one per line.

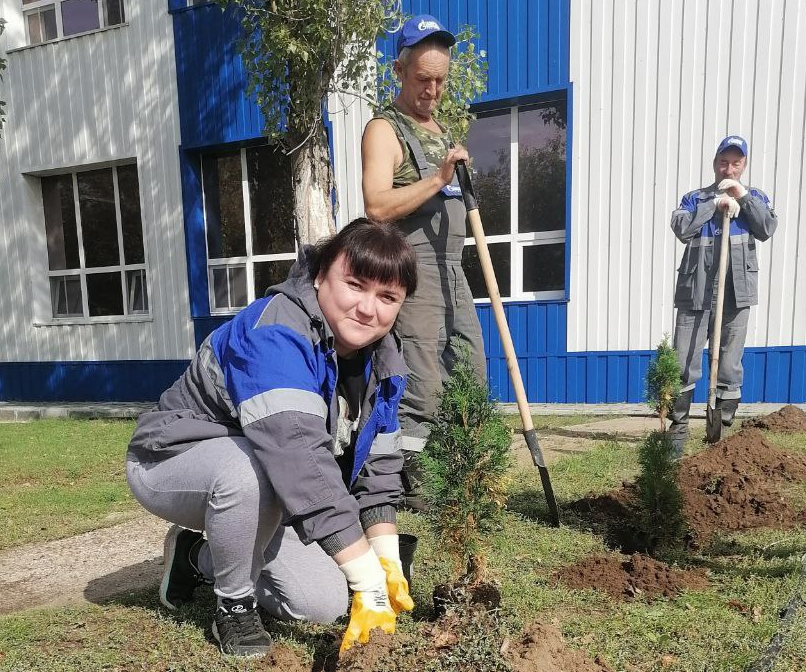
left=335, top=353, right=367, bottom=483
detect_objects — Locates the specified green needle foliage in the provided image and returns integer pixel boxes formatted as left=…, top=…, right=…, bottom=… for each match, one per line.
left=373, top=24, right=488, bottom=143
left=646, top=334, right=681, bottom=429
left=636, top=430, right=686, bottom=550
left=638, top=336, right=685, bottom=550
left=419, top=340, right=511, bottom=584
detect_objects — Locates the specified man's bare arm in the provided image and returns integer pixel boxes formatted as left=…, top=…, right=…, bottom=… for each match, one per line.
left=361, top=118, right=469, bottom=222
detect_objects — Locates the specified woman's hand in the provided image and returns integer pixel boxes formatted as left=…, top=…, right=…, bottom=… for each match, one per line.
left=337, top=547, right=398, bottom=652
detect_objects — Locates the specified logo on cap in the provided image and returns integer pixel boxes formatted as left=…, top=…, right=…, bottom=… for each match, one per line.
left=418, top=20, right=440, bottom=32
left=726, top=137, right=742, bottom=146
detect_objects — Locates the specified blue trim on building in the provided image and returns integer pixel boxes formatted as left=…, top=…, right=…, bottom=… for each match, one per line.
left=0, top=361, right=188, bottom=402
left=3, top=344, right=803, bottom=403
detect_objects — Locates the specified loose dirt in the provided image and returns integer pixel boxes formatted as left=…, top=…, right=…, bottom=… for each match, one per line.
left=554, top=553, right=709, bottom=601
left=679, top=427, right=806, bottom=546
left=506, top=622, right=614, bottom=672
left=742, top=404, right=806, bottom=432
left=300, top=612, right=613, bottom=672
left=571, top=427, right=806, bottom=551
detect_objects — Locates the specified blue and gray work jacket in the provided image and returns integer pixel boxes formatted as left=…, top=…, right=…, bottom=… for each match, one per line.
left=670, top=183, right=777, bottom=311
left=128, top=253, right=407, bottom=557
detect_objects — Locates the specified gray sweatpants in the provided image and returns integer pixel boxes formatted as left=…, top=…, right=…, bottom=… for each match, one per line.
left=126, top=436, right=347, bottom=622
left=673, top=303, right=750, bottom=400
left=395, top=260, right=487, bottom=452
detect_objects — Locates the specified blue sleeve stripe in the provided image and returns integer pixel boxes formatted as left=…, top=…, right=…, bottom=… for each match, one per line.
left=239, top=388, right=327, bottom=426
left=679, top=192, right=697, bottom=213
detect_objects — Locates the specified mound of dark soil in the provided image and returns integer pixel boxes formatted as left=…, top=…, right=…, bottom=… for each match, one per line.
left=505, top=622, right=614, bottom=672
left=570, top=428, right=806, bottom=550
left=742, top=404, right=806, bottom=432
left=679, top=428, right=806, bottom=546
left=554, top=553, right=709, bottom=601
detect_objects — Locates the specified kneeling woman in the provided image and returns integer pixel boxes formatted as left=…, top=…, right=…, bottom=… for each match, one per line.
left=126, top=219, right=416, bottom=656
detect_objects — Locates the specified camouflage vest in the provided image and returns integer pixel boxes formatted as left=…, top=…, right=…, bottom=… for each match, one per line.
left=374, top=106, right=467, bottom=260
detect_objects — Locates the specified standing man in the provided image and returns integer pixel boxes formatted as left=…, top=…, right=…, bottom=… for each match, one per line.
left=668, top=135, right=778, bottom=455
left=361, top=15, right=487, bottom=510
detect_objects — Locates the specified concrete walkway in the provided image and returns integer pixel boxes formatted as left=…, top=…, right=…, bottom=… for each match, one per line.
left=0, top=400, right=799, bottom=422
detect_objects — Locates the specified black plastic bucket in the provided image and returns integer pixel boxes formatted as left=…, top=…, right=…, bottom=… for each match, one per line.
left=398, top=533, right=418, bottom=586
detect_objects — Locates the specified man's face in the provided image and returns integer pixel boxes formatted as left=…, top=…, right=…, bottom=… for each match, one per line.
left=714, top=147, right=747, bottom=182
left=394, top=43, right=450, bottom=121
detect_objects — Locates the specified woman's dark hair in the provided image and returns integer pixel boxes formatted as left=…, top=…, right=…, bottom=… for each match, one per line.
left=308, top=218, right=418, bottom=296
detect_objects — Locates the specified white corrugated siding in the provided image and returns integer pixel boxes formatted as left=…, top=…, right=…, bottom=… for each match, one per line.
left=327, top=86, right=374, bottom=229
left=0, top=0, right=194, bottom=361
left=569, top=0, right=806, bottom=352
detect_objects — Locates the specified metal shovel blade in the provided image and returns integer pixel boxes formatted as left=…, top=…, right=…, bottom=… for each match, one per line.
left=705, top=403, right=722, bottom=443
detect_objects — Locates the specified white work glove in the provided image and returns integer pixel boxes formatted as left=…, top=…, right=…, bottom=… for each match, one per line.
left=714, top=195, right=740, bottom=219
left=718, top=178, right=748, bottom=199
left=368, top=535, right=414, bottom=614
left=338, top=548, right=396, bottom=652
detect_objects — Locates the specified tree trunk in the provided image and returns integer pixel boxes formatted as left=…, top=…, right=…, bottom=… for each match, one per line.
left=291, top=128, right=335, bottom=245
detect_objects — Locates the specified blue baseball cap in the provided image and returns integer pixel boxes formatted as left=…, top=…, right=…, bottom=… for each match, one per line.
left=715, top=135, right=748, bottom=157
left=396, top=14, right=456, bottom=56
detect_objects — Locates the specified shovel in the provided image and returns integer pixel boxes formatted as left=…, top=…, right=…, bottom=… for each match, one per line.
left=454, top=159, right=560, bottom=527
left=705, top=209, right=732, bottom=443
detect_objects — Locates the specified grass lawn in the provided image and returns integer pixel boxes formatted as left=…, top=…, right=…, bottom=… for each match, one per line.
left=1, top=419, right=805, bottom=671
left=0, top=419, right=138, bottom=551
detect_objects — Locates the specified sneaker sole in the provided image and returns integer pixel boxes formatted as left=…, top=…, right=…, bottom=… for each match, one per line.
left=211, top=619, right=270, bottom=657
left=159, top=524, right=182, bottom=611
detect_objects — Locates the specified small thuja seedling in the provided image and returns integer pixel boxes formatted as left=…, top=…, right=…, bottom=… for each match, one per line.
left=646, top=334, right=682, bottom=430
left=420, top=340, right=512, bottom=585
left=638, top=335, right=686, bottom=549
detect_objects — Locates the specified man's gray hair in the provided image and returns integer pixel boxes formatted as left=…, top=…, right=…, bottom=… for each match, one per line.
left=396, top=38, right=452, bottom=67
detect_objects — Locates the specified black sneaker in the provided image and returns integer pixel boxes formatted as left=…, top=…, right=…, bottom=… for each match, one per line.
left=212, top=596, right=272, bottom=657
left=159, top=524, right=211, bottom=611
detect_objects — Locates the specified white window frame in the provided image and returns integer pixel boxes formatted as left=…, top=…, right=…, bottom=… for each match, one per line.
left=22, top=0, right=125, bottom=45
left=465, top=104, right=567, bottom=303
left=43, top=162, right=150, bottom=323
left=201, top=147, right=298, bottom=315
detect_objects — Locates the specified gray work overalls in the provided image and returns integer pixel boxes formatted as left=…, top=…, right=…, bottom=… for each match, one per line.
left=385, top=112, right=487, bottom=463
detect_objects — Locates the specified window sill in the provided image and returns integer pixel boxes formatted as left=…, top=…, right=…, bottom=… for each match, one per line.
left=6, top=22, right=129, bottom=55
left=33, top=314, right=153, bottom=327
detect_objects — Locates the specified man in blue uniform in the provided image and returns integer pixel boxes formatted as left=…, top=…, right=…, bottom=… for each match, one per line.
left=668, top=135, right=778, bottom=455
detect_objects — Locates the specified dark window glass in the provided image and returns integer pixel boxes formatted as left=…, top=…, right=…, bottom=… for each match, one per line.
left=247, top=145, right=295, bottom=255
left=462, top=243, right=510, bottom=299
left=86, top=271, right=123, bottom=316
left=42, top=8, right=58, bottom=39
left=117, top=164, right=144, bottom=264
left=126, top=269, right=148, bottom=313
left=61, top=0, right=100, bottom=36
left=212, top=266, right=247, bottom=310
left=42, top=175, right=80, bottom=270
left=27, top=8, right=58, bottom=44
left=518, top=102, right=567, bottom=233
left=50, top=276, right=83, bottom=316
left=78, top=168, right=119, bottom=268
left=466, top=111, right=511, bottom=236
left=523, top=243, right=565, bottom=292
left=104, top=0, right=124, bottom=25
left=203, top=153, right=246, bottom=259
left=254, top=260, right=294, bottom=298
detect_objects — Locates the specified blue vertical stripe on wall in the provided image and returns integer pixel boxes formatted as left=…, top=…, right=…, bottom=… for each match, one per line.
left=170, top=2, right=264, bottom=149
left=378, top=0, right=569, bottom=100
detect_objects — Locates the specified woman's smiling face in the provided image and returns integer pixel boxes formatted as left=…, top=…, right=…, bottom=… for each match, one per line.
left=315, top=253, right=407, bottom=356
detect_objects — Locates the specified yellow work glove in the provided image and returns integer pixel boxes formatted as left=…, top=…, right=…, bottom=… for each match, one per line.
left=338, top=548, right=397, bottom=653
left=368, top=534, right=415, bottom=615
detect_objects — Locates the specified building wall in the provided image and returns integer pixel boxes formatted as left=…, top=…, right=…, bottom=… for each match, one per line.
left=566, top=0, right=806, bottom=402
left=569, top=0, right=806, bottom=352
left=0, top=0, right=194, bottom=399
